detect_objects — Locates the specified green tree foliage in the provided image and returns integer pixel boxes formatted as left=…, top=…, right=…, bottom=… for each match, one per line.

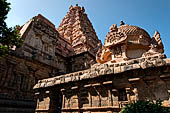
left=121, top=100, right=169, bottom=113
left=0, top=0, right=23, bottom=56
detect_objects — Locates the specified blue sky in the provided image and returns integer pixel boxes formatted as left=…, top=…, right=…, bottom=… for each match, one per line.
left=6, top=0, right=170, bottom=57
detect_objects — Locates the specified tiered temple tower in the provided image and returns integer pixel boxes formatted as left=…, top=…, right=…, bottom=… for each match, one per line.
left=57, top=4, right=102, bottom=56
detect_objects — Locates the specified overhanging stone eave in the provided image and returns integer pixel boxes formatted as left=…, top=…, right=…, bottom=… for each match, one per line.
left=33, top=55, right=170, bottom=90
left=33, top=65, right=170, bottom=91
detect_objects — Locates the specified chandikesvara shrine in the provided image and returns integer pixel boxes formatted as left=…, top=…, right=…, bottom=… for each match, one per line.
left=1, top=4, right=170, bottom=113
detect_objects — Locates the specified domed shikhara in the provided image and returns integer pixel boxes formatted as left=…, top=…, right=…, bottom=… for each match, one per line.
left=97, top=23, right=165, bottom=64
left=118, top=25, right=151, bottom=38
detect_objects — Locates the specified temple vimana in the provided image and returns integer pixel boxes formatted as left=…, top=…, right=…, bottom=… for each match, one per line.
left=1, top=4, right=170, bottom=113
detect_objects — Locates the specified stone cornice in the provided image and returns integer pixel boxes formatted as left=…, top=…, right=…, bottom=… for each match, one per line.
left=34, top=54, right=169, bottom=89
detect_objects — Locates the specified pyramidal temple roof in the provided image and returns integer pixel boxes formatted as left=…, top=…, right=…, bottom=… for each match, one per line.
left=57, top=4, right=102, bottom=56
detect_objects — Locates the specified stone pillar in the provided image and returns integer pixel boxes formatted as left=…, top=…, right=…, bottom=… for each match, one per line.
left=49, top=89, right=62, bottom=113
left=121, top=45, right=127, bottom=59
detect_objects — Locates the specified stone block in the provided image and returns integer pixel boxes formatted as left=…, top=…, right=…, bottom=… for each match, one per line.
left=105, top=67, right=114, bottom=75
left=90, top=71, right=98, bottom=78
left=99, top=69, right=105, bottom=75
left=80, top=73, right=90, bottom=80
left=72, top=74, right=80, bottom=81
left=65, top=75, right=72, bottom=83
left=120, top=65, right=133, bottom=72
left=132, top=64, right=140, bottom=69
left=140, top=61, right=154, bottom=69
left=114, top=67, right=121, bottom=74
left=154, top=59, right=166, bottom=67
left=60, top=76, right=65, bottom=84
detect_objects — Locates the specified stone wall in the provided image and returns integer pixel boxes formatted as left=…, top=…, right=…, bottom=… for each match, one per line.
left=34, top=55, right=170, bottom=113
left=0, top=53, right=57, bottom=113
left=69, top=52, right=96, bottom=72
left=17, top=14, right=59, bottom=69
left=0, top=14, right=65, bottom=113
left=0, top=11, right=100, bottom=112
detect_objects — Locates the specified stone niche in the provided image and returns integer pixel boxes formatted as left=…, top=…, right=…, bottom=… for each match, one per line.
left=126, top=34, right=150, bottom=59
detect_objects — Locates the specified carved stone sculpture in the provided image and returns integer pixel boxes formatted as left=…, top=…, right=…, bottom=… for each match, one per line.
left=96, top=22, right=165, bottom=64
left=143, top=31, right=164, bottom=57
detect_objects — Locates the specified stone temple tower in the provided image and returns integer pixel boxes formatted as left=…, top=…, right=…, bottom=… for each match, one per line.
left=57, top=4, right=102, bottom=56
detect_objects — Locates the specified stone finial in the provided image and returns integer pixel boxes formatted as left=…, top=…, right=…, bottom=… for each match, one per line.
left=120, top=20, right=125, bottom=26
left=81, top=6, right=85, bottom=12
left=75, top=4, right=81, bottom=10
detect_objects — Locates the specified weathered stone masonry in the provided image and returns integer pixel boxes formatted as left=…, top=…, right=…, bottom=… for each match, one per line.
left=0, top=4, right=169, bottom=113
left=34, top=55, right=170, bottom=113
left=0, top=4, right=101, bottom=113
left=33, top=5, right=170, bottom=113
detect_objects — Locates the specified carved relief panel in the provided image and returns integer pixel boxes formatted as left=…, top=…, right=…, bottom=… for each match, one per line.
left=104, top=31, right=127, bottom=47
left=18, top=17, right=59, bottom=67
